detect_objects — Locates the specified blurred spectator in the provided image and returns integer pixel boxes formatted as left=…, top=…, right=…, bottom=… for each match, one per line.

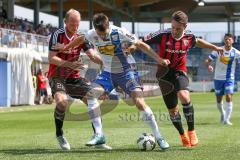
left=37, top=69, right=47, bottom=105
left=0, top=17, right=57, bottom=36
left=44, top=72, right=53, bottom=104
left=32, top=70, right=37, bottom=104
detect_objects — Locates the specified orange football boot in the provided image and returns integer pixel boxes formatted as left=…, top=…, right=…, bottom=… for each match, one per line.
left=188, top=130, right=199, bottom=146
left=180, top=132, right=191, bottom=147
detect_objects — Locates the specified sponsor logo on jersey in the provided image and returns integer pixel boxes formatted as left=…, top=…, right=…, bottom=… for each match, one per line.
left=220, top=56, right=230, bottom=65
left=166, top=41, right=171, bottom=46
left=166, top=49, right=186, bottom=54
left=126, top=34, right=136, bottom=41
left=98, top=45, right=115, bottom=56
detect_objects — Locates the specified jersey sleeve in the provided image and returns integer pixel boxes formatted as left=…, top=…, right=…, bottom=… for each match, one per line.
left=209, top=50, right=218, bottom=60
left=190, top=34, right=196, bottom=48
left=185, top=30, right=196, bottom=48
left=143, top=30, right=163, bottom=44
left=82, top=39, right=94, bottom=52
left=84, top=31, right=95, bottom=45
left=48, top=32, right=58, bottom=52
left=119, top=27, right=138, bottom=44
left=235, top=49, right=240, bottom=63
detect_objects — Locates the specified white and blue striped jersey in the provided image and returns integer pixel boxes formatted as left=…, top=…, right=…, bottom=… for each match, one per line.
left=85, top=25, right=138, bottom=73
left=209, top=46, right=240, bottom=80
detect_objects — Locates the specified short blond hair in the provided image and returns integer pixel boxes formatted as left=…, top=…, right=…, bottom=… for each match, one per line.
left=65, top=9, right=81, bottom=20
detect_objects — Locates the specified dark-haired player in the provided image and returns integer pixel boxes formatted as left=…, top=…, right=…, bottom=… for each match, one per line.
left=56, top=13, right=170, bottom=150
left=144, top=11, right=224, bottom=147
left=205, top=33, right=240, bottom=125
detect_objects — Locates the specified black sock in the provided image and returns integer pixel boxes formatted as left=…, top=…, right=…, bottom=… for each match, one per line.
left=54, top=108, right=65, bottom=137
left=170, top=111, right=184, bottom=135
left=182, top=102, right=194, bottom=131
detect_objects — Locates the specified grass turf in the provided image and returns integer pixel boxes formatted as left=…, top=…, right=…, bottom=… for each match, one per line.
left=0, top=92, right=240, bottom=160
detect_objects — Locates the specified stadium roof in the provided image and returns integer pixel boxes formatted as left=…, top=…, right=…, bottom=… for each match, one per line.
left=14, top=0, right=240, bottom=23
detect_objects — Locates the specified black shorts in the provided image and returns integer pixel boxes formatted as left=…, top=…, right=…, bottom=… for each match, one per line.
left=39, top=89, right=47, bottom=96
left=49, top=78, right=92, bottom=100
left=156, top=68, right=189, bottom=109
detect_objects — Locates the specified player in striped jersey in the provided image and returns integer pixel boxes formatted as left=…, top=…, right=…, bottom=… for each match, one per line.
left=144, top=11, right=224, bottom=147
left=205, top=33, right=240, bottom=125
left=48, top=9, right=103, bottom=150
left=56, top=13, right=171, bottom=150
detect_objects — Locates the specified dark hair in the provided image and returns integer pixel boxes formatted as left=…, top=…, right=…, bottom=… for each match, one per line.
left=172, top=11, right=188, bottom=24
left=224, top=33, right=234, bottom=39
left=93, top=13, right=109, bottom=32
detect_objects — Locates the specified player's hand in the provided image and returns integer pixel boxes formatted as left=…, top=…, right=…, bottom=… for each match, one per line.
left=207, top=65, right=214, bottom=72
left=127, top=45, right=137, bottom=54
left=159, top=59, right=170, bottom=67
left=215, top=46, right=224, bottom=56
left=54, top=43, right=66, bottom=52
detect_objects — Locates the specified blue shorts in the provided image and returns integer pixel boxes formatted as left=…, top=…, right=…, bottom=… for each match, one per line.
left=214, top=79, right=234, bottom=96
left=93, top=70, right=142, bottom=95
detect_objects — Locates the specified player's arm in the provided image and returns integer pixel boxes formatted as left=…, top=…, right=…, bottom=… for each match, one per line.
left=236, top=50, right=240, bottom=64
left=82, top=39, right=103, bottom=65
left=54, top=35, right=85, bottom=52
left=135, top=40, right=170, bottom=66
left=204, top=50, right=218, bottom=73
left=48, top=33, right=83, bottom=70
left=48, top=51, right=83, bottom=70
left=205, top=58, right=214, bottom=72
left=121, top=28, right=169, bottom=66
left=85, top=49, right=103, bottom=65
left=195, top=38, right=223, bottom=54
left=126, top=30, right=162, bottom=54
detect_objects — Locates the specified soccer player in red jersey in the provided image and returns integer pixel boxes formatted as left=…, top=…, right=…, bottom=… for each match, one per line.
left=144, top=11, right=224, bottom=147
left=48, top=9, right=102, bottom=150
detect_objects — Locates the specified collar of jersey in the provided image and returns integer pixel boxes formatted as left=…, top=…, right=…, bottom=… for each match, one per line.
left=172, top=31, right=185, bottom=41
left=64, top=27, right=75, bottom=41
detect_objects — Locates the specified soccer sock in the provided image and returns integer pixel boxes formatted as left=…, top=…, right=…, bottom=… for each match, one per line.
left=54, top=107, right=65, bottom=137
left=182, top=102, right=194, bottom=131
left=170, top=111, right=184, bottom=135
left=224, top=102, right=233, bottom=122
left=88, top=98, right=103, bottom=135
left=217, top=101, right=225, bottom=116
left=140, top=107, right=162, bottom=140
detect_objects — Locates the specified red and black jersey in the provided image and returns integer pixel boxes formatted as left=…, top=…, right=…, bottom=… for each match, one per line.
left=144, top=28, right=196, bottom=72
left=48, top=28, right=92, bottom=78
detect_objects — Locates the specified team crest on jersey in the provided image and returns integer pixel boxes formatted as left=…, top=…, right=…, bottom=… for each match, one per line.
left=183, top=40, right=189, bottom=46
left=166, top=41, right=171, bottom=46
left=144, top=35, right=152, bottom=41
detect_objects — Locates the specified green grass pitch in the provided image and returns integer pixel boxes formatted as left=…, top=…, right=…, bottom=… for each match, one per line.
left=0, top=92, right=240, bottom=160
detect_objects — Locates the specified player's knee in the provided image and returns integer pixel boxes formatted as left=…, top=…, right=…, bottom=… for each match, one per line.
left=133, top=97, right=146, bottom=109
left=226, top=94, right=232, bottom=102
left=86, top=87, right=104, bottom=99
left=56, top=100, right=68, bottom=112
left=178, top=92, right=190, bottom=104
